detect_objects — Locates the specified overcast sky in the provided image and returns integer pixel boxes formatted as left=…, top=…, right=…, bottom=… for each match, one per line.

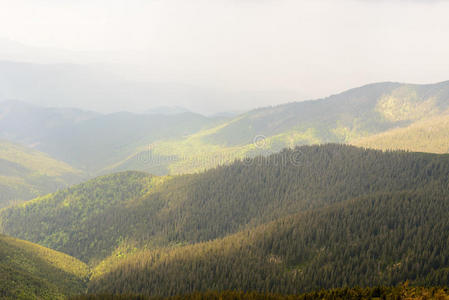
left=0, top=0, right=448, bottom=113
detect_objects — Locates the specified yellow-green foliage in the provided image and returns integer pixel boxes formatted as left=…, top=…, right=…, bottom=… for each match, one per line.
left=0, top=140, right=83, bottom=208
left=0, top=234, right=89, bottom=299
left=353, top=113, right=449, bottom=154
left=0, top=140, right=80, bottom=177
left=109, top=127, right=324, bottom=176
left=376, top=86, right=439, bottom=122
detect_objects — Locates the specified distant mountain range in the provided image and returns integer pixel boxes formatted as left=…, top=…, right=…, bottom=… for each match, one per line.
left=0, top=80, right=448, bottom=206
left=112, top=80, right=449, bottom=174
left=145, top=106, right=191, bottom=115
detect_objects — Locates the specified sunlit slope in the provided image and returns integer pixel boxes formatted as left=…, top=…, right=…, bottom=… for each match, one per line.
left=0, top=234, right=88, bottom=299
left=353, top=112, right=449, bottom=153
left=0, top=171, right=155, bottom=263
left=201, top=81, right=449, bottom=146
left=110, top=81, right=449, bottom=174
left=0, top=140, right=83, bottom=208
left=3, top=145, right=449, bottom=265
left=89, top=185, right=449, bottom=296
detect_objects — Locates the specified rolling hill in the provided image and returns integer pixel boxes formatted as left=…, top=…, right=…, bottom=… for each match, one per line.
left=2, top=145, right=449, bottom=265
left=1, top=145, right=449, bottom=297
left=0, top=100, right=227, bottom=174
left=111, top=81, right=449, bottom=175
left=0, top=140, right=83, bottom=208
left=2, top=81, right=449, bottom=178
left=88, top=185, right=449, bottom=296
left=0, top=234, right=88, bottom=299
left=0, top=100, right=98, bottom=145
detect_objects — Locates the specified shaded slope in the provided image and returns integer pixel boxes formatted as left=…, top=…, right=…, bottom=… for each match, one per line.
left=0, top=234, right=88, bottom=299
left=36, top=111, right=225, bottom=173
left=73, top=287, right=449, bottom=300
left=0, top=171, right=154, bottom=263
left=0, top=100, right=98, bottom=144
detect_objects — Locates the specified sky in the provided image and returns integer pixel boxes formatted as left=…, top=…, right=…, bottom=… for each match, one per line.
left=0, top=0, right=448, bottom=114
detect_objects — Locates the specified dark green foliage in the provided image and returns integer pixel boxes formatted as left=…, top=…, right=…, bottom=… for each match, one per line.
left=87, top=184, right=449, bottom=296
left=3, top=144, right=449, bottom=297
left=72, top=286, right=449, bottom=300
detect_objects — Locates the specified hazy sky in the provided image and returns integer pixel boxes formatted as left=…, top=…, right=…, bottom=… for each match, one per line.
left=0, top=0, right=448, bottom=113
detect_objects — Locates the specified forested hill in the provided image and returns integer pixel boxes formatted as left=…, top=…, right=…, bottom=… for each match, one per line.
left=0, top=234, right=88, bottom=299
left=2, top=144, right=449, bottom=265
left=88, top=184, right=449, bottom=296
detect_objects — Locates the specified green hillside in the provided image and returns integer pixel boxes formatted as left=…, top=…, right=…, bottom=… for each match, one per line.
left=88, top=185, right=449, bottom=296
left=2, top=145, right=449, bottom=266
left=354, top=112, right=449, bottom=153
left=0, top=234, right=88, bottom=299
left=0, top=171, right=155, bottom=263
left=111, top=81, right=449, bottom=175
left=0, top=140, right=83, bottom=208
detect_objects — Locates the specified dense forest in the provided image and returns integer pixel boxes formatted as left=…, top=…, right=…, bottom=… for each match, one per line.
left=71, top=285, right=449, bottom=300
left=2, top=145, right=449, bottom=264
left=1, top=144, right=449, bottom=297
left=87, top=184, right=449, bottom=296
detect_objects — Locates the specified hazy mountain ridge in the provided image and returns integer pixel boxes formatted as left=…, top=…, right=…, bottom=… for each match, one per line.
left=199, top=81, right=449, bottom=146
left=1, top=80, right=448, bottom=208
left=0, top=100, right=226, bottom=173
left=111, top=81, right=449, bottom=175
left=0, top=100, right=99, bottom=145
